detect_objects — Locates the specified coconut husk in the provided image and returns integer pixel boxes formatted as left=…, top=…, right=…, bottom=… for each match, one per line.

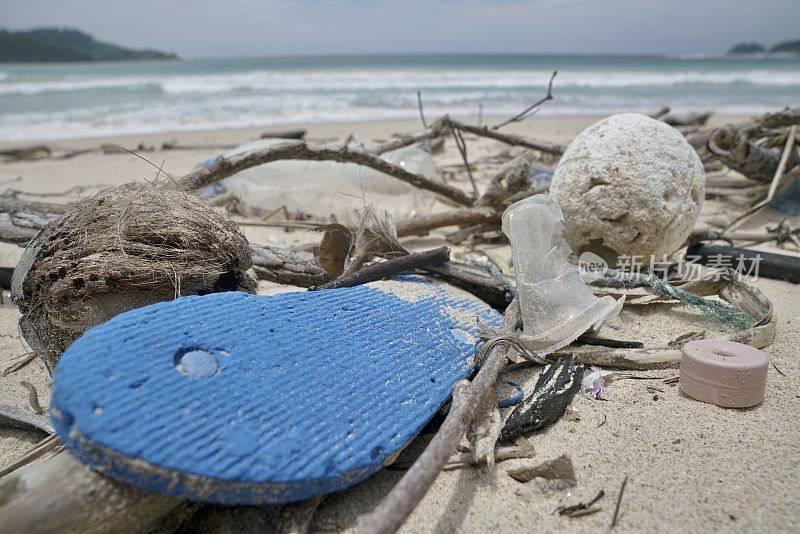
left=12, top=184, right=256, bottom=373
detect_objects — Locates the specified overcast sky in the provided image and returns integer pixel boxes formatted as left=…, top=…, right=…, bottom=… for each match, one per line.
left=2, top=0, right=799, bottom=58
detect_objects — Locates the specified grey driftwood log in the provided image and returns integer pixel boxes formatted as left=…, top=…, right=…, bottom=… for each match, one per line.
left=0, top=452, right=184, bottom=533
left=708, top=125, right=800, bottom=183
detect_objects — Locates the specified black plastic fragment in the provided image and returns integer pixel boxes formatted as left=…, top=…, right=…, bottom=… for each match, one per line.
left=501, top=356, right=583, bottom=440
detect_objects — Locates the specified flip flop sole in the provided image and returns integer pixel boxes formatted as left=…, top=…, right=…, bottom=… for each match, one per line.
left=51, top=277, right=499, bottom=504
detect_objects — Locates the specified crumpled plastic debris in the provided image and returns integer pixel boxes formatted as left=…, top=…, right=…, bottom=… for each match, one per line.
left=581, top=367, right=615, bottom=400
left=501, top=357, right=583, bottom=439
left=501, top=194, right=623, bottom=354
left=201, top=138, right=438, bottom=221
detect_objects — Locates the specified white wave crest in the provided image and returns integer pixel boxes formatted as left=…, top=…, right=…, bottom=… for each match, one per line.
left=1, top=67, right=799, bottom=97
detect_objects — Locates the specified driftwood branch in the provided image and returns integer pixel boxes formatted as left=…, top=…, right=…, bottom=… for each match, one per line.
left=175, top=141, right=475, bottom=206
left=249, top=244, right=330, bottom=287
left=358, top=299, right=520, bottom=534
left=370, top=116, right=563, bottom=157
left=475, top=151, right=539, bottom=208
left=440, top=117, right=563, bottom=156
left=0, top=451, right=183, bottom=533
left=311, top=246, right=450, bottom=291
left=708, top=125, right=799, bottom=183
left=451, top=126, right=478, bottom=197
left=395, top=207, right=499, bottom=237
left=0, top=196, right=67, bottom=244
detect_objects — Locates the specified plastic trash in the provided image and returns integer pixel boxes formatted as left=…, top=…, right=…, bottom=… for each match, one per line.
left=209, top=138, right=438, bottom=221
left=680, top=339, right=768, bottom=408
left=501, top=194, right=623, bottom=354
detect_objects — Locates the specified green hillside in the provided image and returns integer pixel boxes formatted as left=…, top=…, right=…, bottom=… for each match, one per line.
left=0, top=27, right=178, bottom=63
left=771, top=39, right=800, bottom=54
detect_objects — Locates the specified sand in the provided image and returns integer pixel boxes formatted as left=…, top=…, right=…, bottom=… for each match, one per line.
left=1, top=115, right=798, bottom=532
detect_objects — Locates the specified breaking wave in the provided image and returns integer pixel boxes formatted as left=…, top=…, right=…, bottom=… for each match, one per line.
left=1, top=68, right=799, bottom=97
left=1, top=54, right=798, bottom=141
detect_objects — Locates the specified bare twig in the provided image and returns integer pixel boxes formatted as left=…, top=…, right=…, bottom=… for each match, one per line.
left=576, top=335, right=644, bottom=349
left=0, top=434, right=59, bottom=479
left=450, top=126, right=479, bottom=197
left=556, top=489, right=605, bottom=517
left=3, top=352, right=37, bottom=377
left=389, top=444, right=535, bottom=471
left=371, top=116, right=563, bottom=157
left=610, top=475, right=628, bottom=529
left=395, top=207, right=499, bottom=237
left=175, top=141, right=475, bottom=206
left=443, top=117, right=563, bottom=156
left=357, top=299, right=521, bottom=534
left=371, top=130, right=440, bottom=155
left=417, top=91, right=428, bottom=129
left=311, top=246, right=450, bottom=291
left=492, top=70, right=557, bottom=130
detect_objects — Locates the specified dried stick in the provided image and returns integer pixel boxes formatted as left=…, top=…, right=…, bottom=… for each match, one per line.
left=3, top=352, right=37, bottom=376
left=450, top=126, right=478, bottom=197
left=390, top=444, right=535, bottom=471
left=444, top=117, right=563, bottom=155
left=311, top=246, right=450, bottom=291
left=395, top=207, right=499, bottom=237
left=358, top=299, right=520, bottom=534
left=249, top=243, right=330, bottom=287
left=371, top=130, right=440, bottom=155
left=610, top=475, right=629, bottom=529
left=0, top=434, right=59, bottom=479
left=371, top=116, right=563, bottom=157
left=0, top=451, right=184, bottom=533
left=725, top=125, right=798, bottom=232
left=417, top=91, right=428, bottom=129
left=0, top=196, right=67, bottom=244
left=175, top=141, right=474, bottom=206
left=492, top=70, right=557, bottom=130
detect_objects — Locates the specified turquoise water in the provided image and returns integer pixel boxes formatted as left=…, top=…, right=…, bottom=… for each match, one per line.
left=1, top=54, right=798, bottom=141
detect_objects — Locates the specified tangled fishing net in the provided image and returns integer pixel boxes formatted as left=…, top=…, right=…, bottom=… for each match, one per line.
left=13, top=184, right=256, bottom=373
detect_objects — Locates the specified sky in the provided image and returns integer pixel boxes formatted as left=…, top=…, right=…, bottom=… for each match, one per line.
left=2, top=0, right=799, bottom=58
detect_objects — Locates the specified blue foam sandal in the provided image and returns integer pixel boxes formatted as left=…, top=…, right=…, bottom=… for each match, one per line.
left=51, top=277, right=499, bottom=504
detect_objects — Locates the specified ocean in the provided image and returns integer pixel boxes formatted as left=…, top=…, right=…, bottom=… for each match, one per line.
left=0, top=54, right=798, bottom=142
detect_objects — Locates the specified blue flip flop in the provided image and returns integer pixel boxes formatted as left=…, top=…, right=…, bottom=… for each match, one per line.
left=50, top=277, right=499, bottom=504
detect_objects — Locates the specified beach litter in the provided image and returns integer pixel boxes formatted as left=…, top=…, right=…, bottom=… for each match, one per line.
left=581, top=368, right=616, bottom=400
left=508, top=454, right=577, bottom=492
left=0, top=88, right=796, bottom=533
left=10, top=184, right=256, bottom=374
left=202, top=138, right=439, bottom=221
left=502, top=194, right=622, bottom=354
left=550, top=113, right=705, bottom=263
left=501, top=357, right=583, bottom=440
left=680, top=339, right=769, bottom=408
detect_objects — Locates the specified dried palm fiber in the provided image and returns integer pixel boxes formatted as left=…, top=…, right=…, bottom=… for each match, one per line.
left=12, top=184, right=256, bottom=374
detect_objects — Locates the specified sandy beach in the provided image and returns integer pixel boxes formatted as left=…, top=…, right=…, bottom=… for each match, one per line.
left=1, top=114, right=799, bottom=533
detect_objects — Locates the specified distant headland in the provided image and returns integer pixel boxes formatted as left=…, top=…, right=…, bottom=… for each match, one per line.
left=0, top=27, right=179, bottom=63
left=728, top=39, right=800, bottom=56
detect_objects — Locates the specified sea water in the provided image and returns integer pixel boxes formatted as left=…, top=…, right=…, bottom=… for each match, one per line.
left=0, top=53, right=798, bottom=142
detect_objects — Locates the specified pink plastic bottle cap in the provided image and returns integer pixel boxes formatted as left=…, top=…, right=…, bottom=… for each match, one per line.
left=680, top=340, right=768, bottom=408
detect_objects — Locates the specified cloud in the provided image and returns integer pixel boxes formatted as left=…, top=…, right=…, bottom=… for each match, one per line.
left=1, top=0, right=798, bottom=57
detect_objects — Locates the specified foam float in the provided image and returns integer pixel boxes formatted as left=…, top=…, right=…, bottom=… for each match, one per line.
left=50, top=277, right=499, bottom=504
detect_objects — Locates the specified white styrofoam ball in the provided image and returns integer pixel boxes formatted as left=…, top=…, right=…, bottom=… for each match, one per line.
left=550, top=113, right=704, bottom=261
